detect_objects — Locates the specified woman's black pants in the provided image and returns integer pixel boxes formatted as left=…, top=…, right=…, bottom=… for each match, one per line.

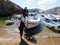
left=18, top=26, right=24, bottom=36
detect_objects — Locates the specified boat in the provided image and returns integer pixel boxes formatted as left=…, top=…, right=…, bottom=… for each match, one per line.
left=5, top=20, right=14, bottom=25
left=42, top=14, right=60, bottom=20
left=42, top=14, right=60, bottom=30
left=52, top=14, right=60, bottom=20
left=26, top=13, right=41, bottom=29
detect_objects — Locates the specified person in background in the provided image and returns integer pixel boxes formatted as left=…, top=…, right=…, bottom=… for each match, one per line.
left=23, top=7, right=29, bottom=18
left=16, top=15, right=25, bottom=40
left=23, top=7, right=29, bottom=27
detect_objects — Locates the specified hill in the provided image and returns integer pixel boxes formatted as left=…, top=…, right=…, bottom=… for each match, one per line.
left=42, top=7, right=60, bottom=15
left=0, top=0, right=23, bottom=17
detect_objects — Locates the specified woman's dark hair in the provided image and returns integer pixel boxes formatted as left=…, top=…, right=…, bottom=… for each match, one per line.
left=18, top=18, right=21, bottom=20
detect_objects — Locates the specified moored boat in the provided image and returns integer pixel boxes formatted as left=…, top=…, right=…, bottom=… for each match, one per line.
left=42, top=14, right=60, bottom=30
left=5, top=20, right=14, bottom=25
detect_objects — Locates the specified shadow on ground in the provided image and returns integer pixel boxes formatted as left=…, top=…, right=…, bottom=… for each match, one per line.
left=26, top=36, right=37, bottom=44
left=24, top=22, right=44, bottom=36
left=19, top=39, right=29, bottom=45
left=24, top=22, right=44, bottom=43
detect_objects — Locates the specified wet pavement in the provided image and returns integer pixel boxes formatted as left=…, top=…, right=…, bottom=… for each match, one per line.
left=0, top=22, right=60, bottom=45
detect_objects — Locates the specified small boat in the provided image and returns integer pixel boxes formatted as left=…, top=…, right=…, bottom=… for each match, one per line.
left=43, top=17, right=60, bottom=30
left=42, top=14, right=60, bottom=20
left=5, top=20, right=14, bottom=25
left=26, top=13, right=41, bottom=29
left=52, top=15, right=60, bottom=20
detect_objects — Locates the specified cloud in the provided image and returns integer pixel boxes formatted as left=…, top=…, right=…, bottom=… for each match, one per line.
left=38, top=0, right=57, bottom=5
left=25, top=0, right=33, bottom=4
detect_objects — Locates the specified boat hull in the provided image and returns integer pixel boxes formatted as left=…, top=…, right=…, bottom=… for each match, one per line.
left=27, top=21, right=40, bottom=29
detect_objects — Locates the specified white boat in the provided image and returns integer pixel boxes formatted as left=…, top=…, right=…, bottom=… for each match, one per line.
left=26, top=14, right=41, bottom=29
left=43, top=17, right=60, bottom=30
left=5, top=20, right=14, bottom=25
left=14, top=13, right=41, bottom=29
left=52, top=15, right=60, bottom=20
left=42, top=14, right=60, bottom=20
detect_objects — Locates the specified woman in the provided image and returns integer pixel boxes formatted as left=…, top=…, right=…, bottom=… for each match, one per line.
left=16, top=15, right=25, bottom=40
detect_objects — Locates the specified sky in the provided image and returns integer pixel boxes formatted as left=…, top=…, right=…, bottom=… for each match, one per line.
left=10, top=0, right=60, bottom=10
